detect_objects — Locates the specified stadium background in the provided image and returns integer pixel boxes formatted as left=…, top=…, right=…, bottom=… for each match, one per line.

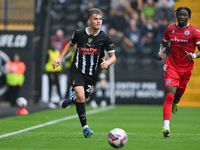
left=0, top=0, right=200, bottom=108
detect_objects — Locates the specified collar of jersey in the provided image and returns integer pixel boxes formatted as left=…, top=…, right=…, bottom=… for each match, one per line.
left=86, top=27, right=100, bottom=36
left=176, top=23, right=189, bottom=29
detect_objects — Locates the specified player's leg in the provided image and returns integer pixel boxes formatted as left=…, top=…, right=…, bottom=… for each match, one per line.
left=163, top=86, right=177, bottom=121
left=172, top=71, right=191, bottom=114
left=173, top=89, right=183, bottom=104
left=74, top=86, right=87, bottom=126
left=75, top=85, right=94, bottom=138
left=172, top=89, right=184, bottom=114
left=163, top=86, right=177, bottom=137
left=61, top=90, right=76, bottom=108
left=162, top=66, right=180, bottom=138
left=60, top=69, right=79, bottom=108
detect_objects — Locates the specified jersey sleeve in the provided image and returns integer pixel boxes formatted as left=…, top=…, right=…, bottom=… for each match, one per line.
left=105, top=35, right=115, bottom=53
left=70, top=30, right=78, bottom=45
left=163, top=26, right=170, bottom=42
left=193, top=28, right=200, bottom=45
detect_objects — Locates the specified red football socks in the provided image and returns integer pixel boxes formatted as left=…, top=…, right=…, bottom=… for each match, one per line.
left=163, top=93, right=174, bottom=121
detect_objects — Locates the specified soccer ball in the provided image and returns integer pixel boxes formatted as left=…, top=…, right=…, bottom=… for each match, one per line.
left=107, top=128, right=128, bottom=148
left=16, top=97, right=28, bottom=107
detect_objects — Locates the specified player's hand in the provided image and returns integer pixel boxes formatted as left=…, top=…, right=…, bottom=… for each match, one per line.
left=184, top=51, right=196, bottom=60
left=52, top=58, right=62, bottom=69
left=100, top=58, right=108, bottom=69
left=156, top=52, right=164, bottom=61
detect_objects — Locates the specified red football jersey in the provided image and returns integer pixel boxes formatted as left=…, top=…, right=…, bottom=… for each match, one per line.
left=163, top=23, right=200, bottom=72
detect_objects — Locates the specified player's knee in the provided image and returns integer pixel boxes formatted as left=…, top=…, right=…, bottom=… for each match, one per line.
left=76, top=95, right=85, bottom=103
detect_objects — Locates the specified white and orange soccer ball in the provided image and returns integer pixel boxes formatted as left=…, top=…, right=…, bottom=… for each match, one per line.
left=16, top=97, right=28, bottom=108
left=107, top=128, right=128, bottom=148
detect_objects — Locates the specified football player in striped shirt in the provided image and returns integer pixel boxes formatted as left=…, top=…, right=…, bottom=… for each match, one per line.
left=52, top=8, right=116, bottom=138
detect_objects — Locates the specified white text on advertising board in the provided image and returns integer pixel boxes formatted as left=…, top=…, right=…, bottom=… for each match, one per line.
left=0, top=34, right=27, bottom=48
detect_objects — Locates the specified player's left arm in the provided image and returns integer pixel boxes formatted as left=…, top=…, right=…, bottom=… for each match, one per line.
left=101, top=35, right=116, bottom=69
left=100, top=52, right=116, bottom=69
left=184, top=49, right=200, bottom=60
left=185, top=28, right=200, bottom=60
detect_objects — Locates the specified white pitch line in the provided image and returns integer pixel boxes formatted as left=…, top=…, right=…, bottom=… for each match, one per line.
left=0, top=105, right=115, bottom=139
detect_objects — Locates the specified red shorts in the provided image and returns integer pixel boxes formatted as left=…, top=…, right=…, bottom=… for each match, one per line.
left=164, top=64, right=192, bottom=89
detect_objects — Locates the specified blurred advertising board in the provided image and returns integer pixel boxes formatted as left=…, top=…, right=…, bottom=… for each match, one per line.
left=0, top=30, right=33, bottom=100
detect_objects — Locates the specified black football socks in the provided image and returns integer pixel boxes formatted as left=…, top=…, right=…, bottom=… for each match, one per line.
left=76, top=102, right=87, bottom=127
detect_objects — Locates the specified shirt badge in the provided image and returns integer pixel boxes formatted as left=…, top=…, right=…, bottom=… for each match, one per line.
left=87, top=38, right=93, bottom=47
left=184, top=30, right=190, bottom=35
left=166, top=79, right=170, bottom=85
left=88, top=38, right=93, bottom=43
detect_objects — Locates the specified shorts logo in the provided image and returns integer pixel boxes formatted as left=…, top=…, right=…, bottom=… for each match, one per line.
left=72, top=80, right=76, bottom=85
left=166, top=79, right=170, bottom=84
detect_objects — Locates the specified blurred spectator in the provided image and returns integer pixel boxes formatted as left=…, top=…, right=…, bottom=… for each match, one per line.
left=122, top=19, right=146, bottom=53
left=51, top=29, right=68, bottom=53
left=52, top=0, right=67, bottom=4
left=80, top=0, right=99, bottom=12
left=143, top=18, right=157, bottom=51
left=128, top=10, right=143, bottom=28
left=125, top=0, right=143, bottom=26
left=108, top=6, right=129, bottom=44
left=45, top=41, right=62, bottom=108
left=157, top=0, right=174, bottom=8
left=98, top=70, right=107, bottom=101
left=153, top=0, right=175, bottom=59
left=153, top=18, right=169, bottom=59
left=144, top=18, right=157, bottom=33
left=6, top=53, right=26, bottom=106
left=127, top=0, right=143, bottom=14
left=156, top=19, right=169, bottom=41
left=78, top=0, right=98, bottom=26
left=110, top=0, right=129, bottom=15
left=140, top=0, right=156, bottom=27
left=154, top=0, right=176, bottom=26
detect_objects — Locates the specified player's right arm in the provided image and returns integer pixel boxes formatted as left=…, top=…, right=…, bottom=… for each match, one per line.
left=52, top=42, right=74, bottom=69
left=156, top=40, right=169, bottom=61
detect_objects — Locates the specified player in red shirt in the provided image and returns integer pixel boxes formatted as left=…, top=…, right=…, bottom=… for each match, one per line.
left=157, top=7, right=200, bottom=138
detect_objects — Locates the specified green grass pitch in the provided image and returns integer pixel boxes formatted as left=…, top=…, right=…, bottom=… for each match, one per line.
left=0, top=105, right=200, bottom=150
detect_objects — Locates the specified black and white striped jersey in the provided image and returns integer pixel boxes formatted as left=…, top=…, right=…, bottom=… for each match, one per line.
left=70, top=27, right=115, bottom=75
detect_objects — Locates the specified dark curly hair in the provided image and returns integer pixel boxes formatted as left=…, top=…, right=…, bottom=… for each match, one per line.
left=175, top=7, right=191, bottom=19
